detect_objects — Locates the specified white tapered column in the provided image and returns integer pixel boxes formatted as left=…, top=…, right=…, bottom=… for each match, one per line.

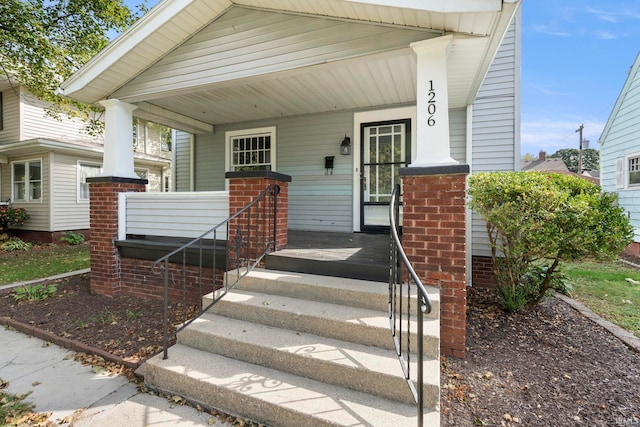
left=410, top=35, right=458, bottom=167
left=98, top=99, right=138, bottom=178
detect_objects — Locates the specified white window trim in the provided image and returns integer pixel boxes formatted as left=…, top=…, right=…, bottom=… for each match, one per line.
left=225, top=126, right=277, bottom=189
left=624, top=152, right=640, bottom=189
left=11, top=158, right=43, bottom=203
left=77, top=161, right=102, bottom=203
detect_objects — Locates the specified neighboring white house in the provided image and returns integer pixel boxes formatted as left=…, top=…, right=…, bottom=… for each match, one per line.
left=600, top=50, right=640, bottom=254
left=58, top=0, right=522, bottom=284
left=0, top=82, right=173, bottom=241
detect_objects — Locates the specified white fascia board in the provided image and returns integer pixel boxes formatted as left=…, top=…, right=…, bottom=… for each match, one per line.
left=341, top=0, right=502, bottom=13
left=59, top=0, right=228, bottom=100
left=135, top=102, right=214, bottom=134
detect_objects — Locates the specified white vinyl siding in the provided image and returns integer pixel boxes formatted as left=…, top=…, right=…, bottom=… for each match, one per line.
left=470, top=16, right=520, bottom=257
left=8, top=154, right=49, bottom=231
left=0, top=89, right=20, bottom=143
left=20, top=92, right=97, bottom=143
left=174, top=130, right=192, bottom=192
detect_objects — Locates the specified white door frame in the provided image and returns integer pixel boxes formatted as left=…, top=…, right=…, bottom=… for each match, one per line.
left=352, top=106, right=417, bottom=232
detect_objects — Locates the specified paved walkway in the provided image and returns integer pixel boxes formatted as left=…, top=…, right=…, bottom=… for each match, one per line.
left=0, top=327, right=233, bottom=426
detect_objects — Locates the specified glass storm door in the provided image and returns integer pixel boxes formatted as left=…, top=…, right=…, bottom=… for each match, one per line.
left=361, top=120, right=409, bottom=232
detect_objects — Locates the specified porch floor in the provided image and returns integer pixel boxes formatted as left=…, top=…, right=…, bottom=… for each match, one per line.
left=265, top=230, right=389, bottom=282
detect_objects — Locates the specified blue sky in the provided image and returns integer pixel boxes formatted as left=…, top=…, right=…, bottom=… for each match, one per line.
left=521, top=1, right=640, bottom=157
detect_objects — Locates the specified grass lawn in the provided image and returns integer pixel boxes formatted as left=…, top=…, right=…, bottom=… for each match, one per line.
left=562, top=260, right=640, bottom=338
left=0, top=244, right=90, bottom=286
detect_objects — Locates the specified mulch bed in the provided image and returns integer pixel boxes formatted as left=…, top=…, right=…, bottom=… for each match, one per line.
left=0, top=272, right=639, bottom=426
left=441, top=287, right=640, bottom=426
left=0, top=273, right=198, bottom=368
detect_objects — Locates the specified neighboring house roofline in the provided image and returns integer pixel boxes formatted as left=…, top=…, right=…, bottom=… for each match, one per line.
left=0, top=138, right=170, bottom=167
left=599, top=50, right=640, bottom=145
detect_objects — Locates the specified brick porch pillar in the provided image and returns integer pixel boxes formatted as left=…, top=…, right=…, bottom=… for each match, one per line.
left=87, top=177, right=147, bottom=297
left=225, top=171, right=291, bottom=258
left=400, top=165, right=469, bottom=359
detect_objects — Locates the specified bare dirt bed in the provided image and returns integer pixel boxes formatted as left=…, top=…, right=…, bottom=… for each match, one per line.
left=441, top=287, right=640, bottom=426
left=0, top=273, right=639, bottom=426
left=0, top=273, right=197, bottom=365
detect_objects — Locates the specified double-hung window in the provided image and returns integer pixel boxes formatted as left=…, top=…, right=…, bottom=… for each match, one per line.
left=78, top=162, right=101, bottom=201
left=12, top=160, right=42, bottom=202
left=628, top=155, right=640, bottom=187
left=226, top=127, right=276, bottom=173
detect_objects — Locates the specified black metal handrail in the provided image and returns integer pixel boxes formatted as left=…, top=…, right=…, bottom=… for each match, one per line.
left=389, top=183, right=433, bottom=427
left=152, top=184, right=281, bottom=359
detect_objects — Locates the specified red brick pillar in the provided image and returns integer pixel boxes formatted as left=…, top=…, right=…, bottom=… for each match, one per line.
left=226, top=171, right=291, bottom=265
left=400, top=165, right=469, bottom=359
left=87, top=177, right=147, bottom=297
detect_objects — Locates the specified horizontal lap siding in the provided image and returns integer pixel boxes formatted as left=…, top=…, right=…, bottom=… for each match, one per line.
left=52, top=153, right=94, bottom=231
left=471, top=17, right=519, bottom=257
left=125, top=192, right=229, bottom=239
left=175, top=131, right=192, bottom=192
left=601, top=53, right=640, bottom=241
left=0, top=89, right=20, bottom=143
left=21, top=94, right=97, bottom=143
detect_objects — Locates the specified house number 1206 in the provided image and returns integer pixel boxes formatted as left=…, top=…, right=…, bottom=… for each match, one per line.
left=427, top=80, right=436, bottom=126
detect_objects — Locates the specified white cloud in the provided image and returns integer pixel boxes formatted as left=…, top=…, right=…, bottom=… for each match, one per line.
left=595, top=30, right=618, bottom=40
left=521, top=119, right=605, bottom=155
left=531, top=24, right=571, bottom=37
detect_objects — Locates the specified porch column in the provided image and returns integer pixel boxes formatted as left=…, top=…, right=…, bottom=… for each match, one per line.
left=98, top=99, right=138, bottom=178
left=410, top=35, right=457, bottom=167
left=400, top=166, right=469, bottom=359
left=87, top=177, right=146, bottom=297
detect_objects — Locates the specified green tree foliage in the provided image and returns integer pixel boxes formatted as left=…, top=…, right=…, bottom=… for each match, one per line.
left=468, top=171, right=633, bottom=311
left=0, top=0, right=142, bottom=134
left=549, top=148, right=599, bottom=172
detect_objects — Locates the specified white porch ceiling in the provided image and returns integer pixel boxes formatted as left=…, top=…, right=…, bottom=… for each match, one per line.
left=58, top=0, right=520, bottom=133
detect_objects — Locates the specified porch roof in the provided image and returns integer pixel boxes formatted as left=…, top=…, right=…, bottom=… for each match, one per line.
left=58, top=0, right=521, bottom=134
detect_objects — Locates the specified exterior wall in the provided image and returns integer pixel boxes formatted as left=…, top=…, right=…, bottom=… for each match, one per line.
left=470, top=16, right=520, bottom=259
left=174, top=130, right=192, bottom=192
left=7, top=153, right=50, bottom=232
left=192, top=111, right=355, bottom=232
left=51, top=152, right=98, bottom=231
left=20, top=91, right=98, bottom=143
left=0, top=89, right=20, bottom=143
left=601, top=53, right=640, bottom=243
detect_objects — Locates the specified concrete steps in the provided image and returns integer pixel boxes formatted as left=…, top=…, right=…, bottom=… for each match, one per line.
left=143, top=268, right=440, bottom=426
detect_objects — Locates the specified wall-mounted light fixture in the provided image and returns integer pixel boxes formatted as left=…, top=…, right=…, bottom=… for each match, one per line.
left=340, top=135, right=351, bottom=155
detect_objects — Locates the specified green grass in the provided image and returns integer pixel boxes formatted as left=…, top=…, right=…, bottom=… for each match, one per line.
left=562, top=260, right=640, bottom=338
left=0, top=244, right=90, bottom=286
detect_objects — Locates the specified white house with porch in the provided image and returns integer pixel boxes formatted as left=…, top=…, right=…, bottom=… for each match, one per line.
left=59, top=0, right=521, bottom=425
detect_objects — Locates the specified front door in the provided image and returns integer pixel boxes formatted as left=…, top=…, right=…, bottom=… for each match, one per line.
left=360, top=120, right=410, bottom=232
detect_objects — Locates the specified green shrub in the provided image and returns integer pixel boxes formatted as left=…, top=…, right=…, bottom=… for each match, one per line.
left=468, top=171, right=633, bottom=311
left=0, top=206, right=29, bottom=232
left=14, top=283, right=57, bottom=302
left=60, top=231, right=85, bottom=245
left=1, top=238, right=32, bottom=252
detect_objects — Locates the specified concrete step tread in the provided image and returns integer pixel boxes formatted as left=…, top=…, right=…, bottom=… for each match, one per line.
left=207, top=288, right=439, bottom=350
left=145, top=344, right=438, bottom=427
left=180, top=312, right=439, bottom=404
left=227, top=268, right=439, bottom=315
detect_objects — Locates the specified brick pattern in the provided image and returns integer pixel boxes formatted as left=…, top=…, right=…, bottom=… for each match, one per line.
left=88, top=181, right=146, bottom=297
left=120, top=257, right=224, bottom=307
left=472, top=255, right=495, bottom=288
left=227, top=178, right=289, bottom=269
left=401, top=173, right=468, bottom=359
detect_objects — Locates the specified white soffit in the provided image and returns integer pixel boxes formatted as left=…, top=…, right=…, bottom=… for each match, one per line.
left=58, top=0, right=512, bottom=105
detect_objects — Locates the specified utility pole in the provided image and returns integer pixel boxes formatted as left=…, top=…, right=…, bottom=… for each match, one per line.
left=576, top=124, right=584, bottom=174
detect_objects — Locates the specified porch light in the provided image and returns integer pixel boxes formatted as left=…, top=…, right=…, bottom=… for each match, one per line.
left=340, top=135, right=351, bottom=155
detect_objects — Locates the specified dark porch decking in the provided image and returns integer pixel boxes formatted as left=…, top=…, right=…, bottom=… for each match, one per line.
left=266, top=230, right=389, bottom=282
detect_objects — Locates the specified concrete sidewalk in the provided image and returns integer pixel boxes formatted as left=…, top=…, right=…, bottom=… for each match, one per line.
left=0, top=327, right=233, bottom=426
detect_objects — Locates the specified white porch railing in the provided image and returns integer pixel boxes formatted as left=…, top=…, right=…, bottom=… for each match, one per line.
left=118, top=191, right=229, bottom=241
